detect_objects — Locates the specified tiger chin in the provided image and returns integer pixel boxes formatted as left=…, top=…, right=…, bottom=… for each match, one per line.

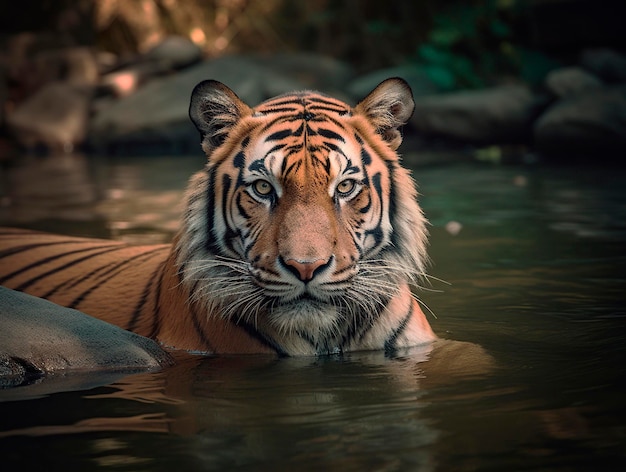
left=0, top=78, right=437, bottom=357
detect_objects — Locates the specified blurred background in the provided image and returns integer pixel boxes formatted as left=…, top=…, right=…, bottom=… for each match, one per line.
left=0, top=0, right=625, bottom=239
left=1, top=6, right=625, bottom=469
left=0, top=0, right=625, bottom=161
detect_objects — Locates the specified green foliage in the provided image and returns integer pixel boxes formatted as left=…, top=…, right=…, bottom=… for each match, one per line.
left=412, top=0, right=558, bottom=91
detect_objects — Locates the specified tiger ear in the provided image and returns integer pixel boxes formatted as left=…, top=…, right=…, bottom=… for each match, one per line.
left=189, top=80, right=251, bottom=152
left=355, top=78, right=415, bottom=150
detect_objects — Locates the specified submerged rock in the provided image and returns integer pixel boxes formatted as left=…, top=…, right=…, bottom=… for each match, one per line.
left=0, top=286, right=174, bottom=388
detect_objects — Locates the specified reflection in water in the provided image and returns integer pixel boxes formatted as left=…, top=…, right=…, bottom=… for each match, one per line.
left=0, top=155, right=624, bottom=470
left=0, top=153, right=203, bottom=242
left=0, top=349, right=452, bottom=470
left=1, top=153, right=99, bottom=223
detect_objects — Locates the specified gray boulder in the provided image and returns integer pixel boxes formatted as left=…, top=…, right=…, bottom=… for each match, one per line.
left=544, top=67, right=604, bottom=99
left=89, top=56, right=304, bottom=153
left=0, top=286, right=174, bottom=389
left=580, top=48, right=626, bottom=84
left=534, top=85, right=626, bottom=158
left=411, top=85, right=547, bottom=144
left=346, top=65, right=440, bottom=102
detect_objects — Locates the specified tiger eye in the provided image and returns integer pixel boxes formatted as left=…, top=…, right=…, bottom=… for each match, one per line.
left=253, top=179, right=273, bottom=196
left=336, top=179, right=356, bottom=196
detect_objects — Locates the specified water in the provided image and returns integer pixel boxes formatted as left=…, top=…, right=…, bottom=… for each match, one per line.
left=0, top=153, right=624, bottom=471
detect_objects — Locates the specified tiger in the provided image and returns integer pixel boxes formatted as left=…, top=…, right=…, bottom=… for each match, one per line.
left=0, top=77, right=437, bottom=356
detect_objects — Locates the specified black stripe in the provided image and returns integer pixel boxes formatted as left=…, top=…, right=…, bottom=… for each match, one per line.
left=363, top=172, right=384, bottom=251
left=67, top=247, right=168, bottom=309
left=359, top=192, right=372, bottom=214
left=235, top=192, right=250, bottom=219
left=190, top=304, right=216, bottom=352
left=258, top=115, right=291, bottom=134
left=234, top=319, right=287, bottom=356
left=2, top=244, right=122, bottom=288
left=204, top=168, right=221, bottom=254
left=283, top=143, right=304, bottom=157
left=282, top=159, right=302, bottom=178
left=258, top=106, right=300, bottom=115
left=306, top=96, right=347, bottom=108
left=42, top=260, right=119, bottom=299
left=128, top=263, right=162, bottom=331
left=221, top=174, right=238, bottom=254
left=308, top=103, right=349, bottom=113
left=292, top=122, right=305, bottom=137
left=265, top=143, right=287, bottom=156
left=360, top=147, right=372, bottom=165
left=262, top=97, right=303, bottom=107
left=265, top=128, right=293, bottom=141
left=0, top=240, right=97, bottom=266
left=386, top=161, right=400, bottom=250
left=384, top=301, right=414, bottom=354
left=308, top=113, right=347, bottom=128
left=147, top=262, right=168, bottom=339
left=233, top=150, right=245, bottom=169
left=317, top=127, right=345, bottom=142
left=322, top=141, right=347, bottom=157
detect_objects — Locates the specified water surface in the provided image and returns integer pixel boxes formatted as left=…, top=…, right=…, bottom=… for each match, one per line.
left=0, top=153, right=624, bottom=471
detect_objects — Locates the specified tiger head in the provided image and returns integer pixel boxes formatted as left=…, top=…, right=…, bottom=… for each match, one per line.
left=181, top=78, right=429, bottom=354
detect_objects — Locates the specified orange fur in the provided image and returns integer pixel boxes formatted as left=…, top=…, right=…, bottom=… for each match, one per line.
left=0, top=79, right=436, bottom=356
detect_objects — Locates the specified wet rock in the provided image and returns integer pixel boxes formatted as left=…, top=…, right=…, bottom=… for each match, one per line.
left=7, top=81, right=92, bottom=152
left=534, top=85, right=626, bottom=159
left=411, top=85, right=547, bottom=144
left=544, top=67, right=603, bottom=99
left=0, top=286, right=174, bottom=387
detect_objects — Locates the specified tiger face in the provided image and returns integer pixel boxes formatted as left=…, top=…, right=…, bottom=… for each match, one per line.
left=182, top=78, right=429, bottom=354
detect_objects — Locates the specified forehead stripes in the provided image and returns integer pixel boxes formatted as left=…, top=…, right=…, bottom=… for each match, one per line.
left=232, top=92, right=357, bottom=180
left=255, top=93, right=352, bottom=117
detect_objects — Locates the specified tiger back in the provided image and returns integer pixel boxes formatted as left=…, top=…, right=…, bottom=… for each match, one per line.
left=0, top=78, right=436, bottom=356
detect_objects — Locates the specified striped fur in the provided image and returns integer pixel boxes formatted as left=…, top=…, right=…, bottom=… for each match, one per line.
left=0, top=78, right=436, bottom=356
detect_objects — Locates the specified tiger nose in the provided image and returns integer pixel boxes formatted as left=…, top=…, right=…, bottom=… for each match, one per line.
left=282, top=257, right=330, bottom=282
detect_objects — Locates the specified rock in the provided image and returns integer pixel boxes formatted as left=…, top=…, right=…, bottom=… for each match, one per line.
left=411, top=85, right=548, bottom=144
left=0, top=286, right=174, bottom=388
left=544, top=67, right=603, bottom=99
left=7, top=81, right=92, bottom=152
left=89, top=56, right=304, bottom=154
left=346, top=65, right=440, bottom=101
left=580, top=48, right=626, bottom=84
left=248, top=52, right=354, bottom=94
left=534, top=85, right=626, bottom=159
